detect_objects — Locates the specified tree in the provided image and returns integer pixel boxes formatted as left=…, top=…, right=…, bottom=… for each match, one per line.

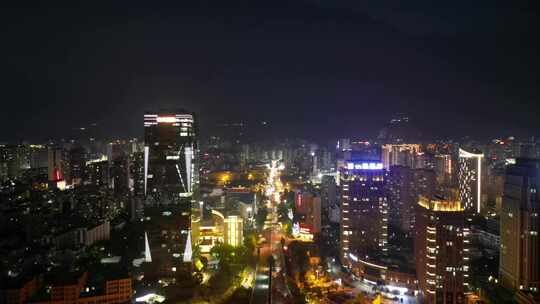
left=192, top=244, right=202, bottom=261
left=210, top=243, right=236, bottom=271
left=210, top=243, right=251, bottom=271
left=287, top=277, right=307, bottom=304
left=287, top=241, right=310, bottom=281
left=244, top=233, right=257, bottom=252
left=255, top=206, right=268, bottom=228
left=277, top=201, right=289, bottom=219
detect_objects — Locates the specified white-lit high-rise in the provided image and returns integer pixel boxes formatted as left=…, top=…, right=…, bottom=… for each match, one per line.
left=144, top=111, right=197, bottom=199
left=142, top=110, right=197, bottom=277
left=458, top=148, right=484, bottom=213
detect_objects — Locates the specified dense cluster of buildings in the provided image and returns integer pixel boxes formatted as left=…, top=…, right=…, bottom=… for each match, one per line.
left=2, top=112, right=540, bottom=303
left=329, top=122, right=540, bottom=303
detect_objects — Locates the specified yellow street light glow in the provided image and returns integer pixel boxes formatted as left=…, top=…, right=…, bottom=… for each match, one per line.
left=221, top=174, right=230, bottom=183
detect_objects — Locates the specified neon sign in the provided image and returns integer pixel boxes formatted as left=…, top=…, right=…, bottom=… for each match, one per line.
left=346, top=162, right=383, bottom=170
left=156, top=116, right=177, bottom=123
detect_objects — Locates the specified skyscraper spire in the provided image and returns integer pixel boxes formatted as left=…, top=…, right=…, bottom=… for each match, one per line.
left=144, top=231, right=152, bottom=263
left=185, top=145, right=193, bottom=193
left=183, top=230, right=192, bottom=263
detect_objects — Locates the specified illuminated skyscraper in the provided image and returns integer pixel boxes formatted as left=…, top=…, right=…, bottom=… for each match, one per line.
left=129, top=151, right=145, bottom=197
left=142, top=110, right=197, bottom=277
left=499, top=159, right=540, bottom=297
left=85, top=159, right=108, bottom=187
left=435, top=153, right=453, bottom=185
left=388, top=166, right=436, bottom=233
left=381, top=144, right=421, bottom=169
left=65, top=145, right=85, bottom=186
left=388, top=166, right=415, bottom=232
left=110, top=155, right=129, bottom=194
left=340, top=160, right=388, bottom=267
left=48, top=146, right=65, bottom=189
left=415, top=194, right=469, bottom=304
left=0, top=144, right=30, bottom=181
left=144, top=111, right=197, bottom=200
left=458, top=148, right=484, bottom=213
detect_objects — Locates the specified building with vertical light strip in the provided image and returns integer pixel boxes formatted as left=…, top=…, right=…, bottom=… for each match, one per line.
left=415, top=193, right=469, bottom=304
left=142, top=110, right=197, bottom=278
left=340, top=160, right=388, bottom=269
left=144, top=111, right=197, bottom=199
left=458, top=148, right=484, bottom=214
left=48, top=146, right=65, bottom=189
left=224, top=215, right=243, bottom=247
left=381, top=144, right=421, bottom=169
left=435, top=153, right=453, bottom=184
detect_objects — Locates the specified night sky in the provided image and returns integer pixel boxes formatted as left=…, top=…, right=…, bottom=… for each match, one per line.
left=1, top=1, right=539, bottom=142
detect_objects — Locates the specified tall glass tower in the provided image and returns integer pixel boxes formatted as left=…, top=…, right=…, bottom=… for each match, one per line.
left=458, top=148, right=484, bottom=213
left=142, top=110, right=197, bottom=278
left=144, top=111, right=197, bottom=200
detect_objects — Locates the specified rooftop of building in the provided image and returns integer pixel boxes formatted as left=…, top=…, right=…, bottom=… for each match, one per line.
left=79, top=264, right=130, bottom=298
left=47, top=268, right=85, bottom=286
left=144, top=109, right=193, bottom=115
left=28, top=265, right=130, bottom=302
left=418, top=194, right=463, bottom=212
left=459, top=147, right=484, bottom=157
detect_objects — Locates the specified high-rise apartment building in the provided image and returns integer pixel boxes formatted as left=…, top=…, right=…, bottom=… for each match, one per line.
left=340, top=160, right=388, bottom=267
left=110, top=155, right=130, bottom=194
left=414, top=168, right=437, bottom=200
left=294, top=192, right=322, bottom=235
left=388, top=166, right=436, bottom=233
left=321, top=175, right=339, bottom=224
left=435, top=154, right=453, bottom=185
left=84, top=158, right=108, bottom=187
left=458, top=148, right=485, bottom=214
left=48, top=147, right=65, bottom=189
left=65, top=145, right=86, bottom=186
left=415, top=194, right=469, bottom=304
left=0, top=145, right=29, bottom=181
left=382, top=144, right=421, bottom=169
left=388, top=166, right=415, bottom=232
left=29, top=144, right=48, bottom=169
left=499, top=159, right=540, bottom=297
left=129, top=151, right=145, bottom=197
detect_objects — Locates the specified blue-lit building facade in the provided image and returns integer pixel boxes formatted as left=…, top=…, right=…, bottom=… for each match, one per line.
left=340, top=160, right=389, bottom=271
